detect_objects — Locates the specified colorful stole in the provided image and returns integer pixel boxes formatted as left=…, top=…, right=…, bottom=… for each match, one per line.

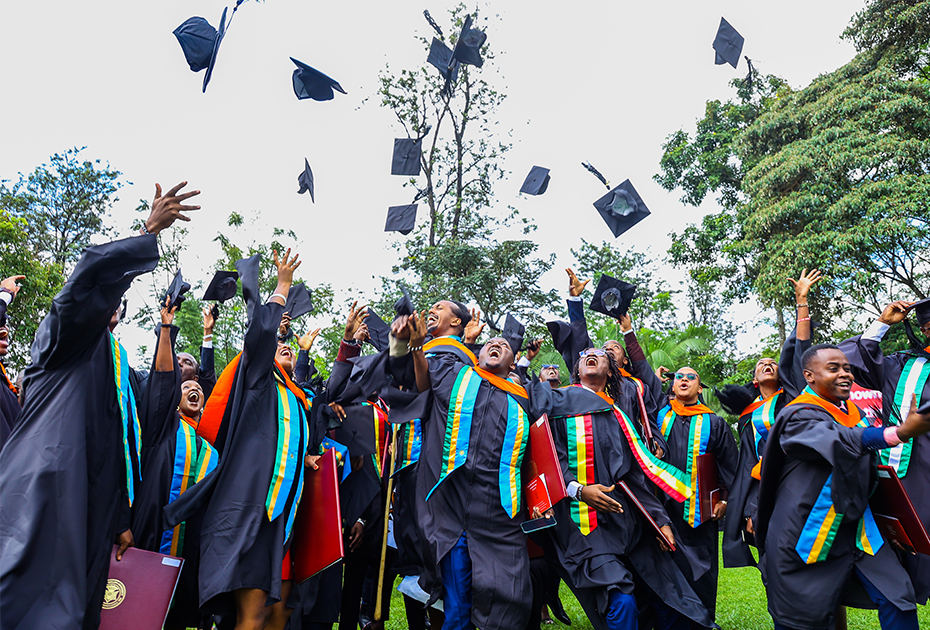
left=611, top=406, right=691, bottom=502
left=566, top=414, right=597, bottom=535
left=160, top=419, right=218, bottom=556
left=394, top=419, right=423, bottom=474
left=788, top=387, right=883, bottom=563
left=362, top=400, right=390, bottom=477
left=110, top=333, right=142, bottom=505
left=423, top=335, right=477, bottom=366
left=0, top=361, right=16, bottom=394
left=196, top=352, right=242, bottom=446
left=659, top=404, right=712, bottom=528
left=321, top=437, right=351, bottom=481
left=265, top=367, right=310, bottom=544
left=426, top=366, right=530, bottom=518
left=883, top=356, right=930, bottom=477
left=743, top=389, right=783, bottom=480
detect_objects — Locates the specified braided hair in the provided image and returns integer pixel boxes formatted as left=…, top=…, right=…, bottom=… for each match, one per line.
left=571, top=351, right=625, bottom=402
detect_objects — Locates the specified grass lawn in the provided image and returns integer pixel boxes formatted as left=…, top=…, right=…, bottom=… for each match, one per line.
left=380, top=533, right=929, bottom=629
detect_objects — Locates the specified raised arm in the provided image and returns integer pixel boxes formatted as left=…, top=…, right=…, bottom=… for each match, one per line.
left=407, top=311, right=430, bottom=393
left=198, top=305, right=217, bottom=398
left=838, top=300, right=913, bottom=392
left=778, top=269, right=822, bottom=398
left=140, top=300, right=182, bottom=447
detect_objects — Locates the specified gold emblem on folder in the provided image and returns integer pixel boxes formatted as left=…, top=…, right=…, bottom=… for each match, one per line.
left=102, top=578, right=126, bottom=609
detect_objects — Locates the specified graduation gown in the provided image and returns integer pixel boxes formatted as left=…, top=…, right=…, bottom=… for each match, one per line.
left=0, top=234, right=158, bottom=630
left=536, top=384, right=714, bottom=628
left=164, top=298, right=309, bottom=614
left=839, top=332, right=930, bottom=604
left=0, top=364, right=19, bottom=451
left=755, top=398, right=917, bottom=630
left=723, top=325, right=810, bottom=568
left=658, top=402, right=738, bottom=619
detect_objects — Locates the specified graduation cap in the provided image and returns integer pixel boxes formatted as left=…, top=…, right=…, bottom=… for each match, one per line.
left=394, top=285, right=415, bottom=317
left=365, top=309, right=390, bottom=352
left=427, top=37, right=460, bottom=84
left=203, top=270, right=239, bottom=303
left=172, top=7, right=227, bottom=93
left=162, top=270, right=192, bottom=310
left=519, top=166, right=550, bottom=196
left=202, top=7, right=228, bottom=93
left=907, top=298, right=930, bottom=326
left=589, top=274, right=637, bottom=319
left=423, top=9, right=443, bottom=38
left=502, top=314, right=525, bottom=355
left=291, top=57, right=347, bottom=101
left=392, top=138, right=422, bottom=176
left=713, top=17, right=744, bottom=69
left=235, top=254, right=261, bottom=322
left=297, top=158, right=314, bottom=202
left=593, top=179, right=651, bottom=238
left=453, top=15, right=487, bottom=67
left=385, top=204, right=417, bottom=235
left=284, top=283, right=314, bottom=319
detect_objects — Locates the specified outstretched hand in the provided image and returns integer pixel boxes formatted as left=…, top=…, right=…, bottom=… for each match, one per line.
left=407, top=311, right=428, bottom=348
left=160, top=297, right=178, bottom=326
left=202, top=305, right=216, bottom=332
left=566, top=268, right=589, bottom=297
left=525, top=338, right=543, bottom=361
left=144, top=182, right=200, bottom=235
left=344, top=301, right=369, bottom=341
left=273, top=248, right=301, bottom=285
left=878, top=300, right=915, bottom=326
left=0, top=275, right=25, bottom=299
left=788, top=268, right=822, bottom=301
left=579, top=484, right=623, bottom=513
left=463, top=308, right=485, bottom=344
left=298, top=328, right=322, bottom=351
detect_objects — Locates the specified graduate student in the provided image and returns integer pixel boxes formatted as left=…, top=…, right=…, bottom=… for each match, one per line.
left=657, top=367, right=738, bottom=621
left=534, top=347, right=713, bottom=630
left=177, top=304, right=220, bottom=400
left=164, top=249, right=314, bottom=630
left=0, top=274, right=25, bottom=448
left=756, top=344, right=930, bottom=630
left=0, top=181, right=200, bottom=630
left=838, top=297, right=930, bottom=605
left=719, top=268, right=821, bottom=568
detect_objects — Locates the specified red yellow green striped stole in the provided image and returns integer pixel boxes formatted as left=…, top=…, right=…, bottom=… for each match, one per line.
left=789, top=388, right=883, bottom=563
left=394, top=419, right=422, bottom=474
left=566, top=414, right=598, bottom=535
left=612, top=405, right=690, bottom=503
left=883, top=355, right=930, bottom=477
left=265, top=366, right=310, bottom=544
left=362, top=400, right=390, bottom=477
left=426, top=366, right=530, bottom=518
left=160, top=417, right=218, bottom=556
left=110, top=333, right=142, bottom=506
left=659, top=401, right=711, bottom=527
left=743, top=389, right=783, bottom=480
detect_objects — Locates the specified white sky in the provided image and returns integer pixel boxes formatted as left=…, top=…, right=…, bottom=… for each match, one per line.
left=0, top=0, right=865, bottom=359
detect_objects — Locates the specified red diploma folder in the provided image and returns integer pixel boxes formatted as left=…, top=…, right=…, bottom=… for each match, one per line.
left=526, top=474, right=553, bottom=515
left=617, top=480, right=676, bottom=551
left=293, top=447, right=345, bottom=583
left=98, top=546, right=183, bottom=630
left=695, top=453, right=720, bottom=525
left=871, top=464, right=930, bottom=555
left=525, top=414, right=568, bottom=504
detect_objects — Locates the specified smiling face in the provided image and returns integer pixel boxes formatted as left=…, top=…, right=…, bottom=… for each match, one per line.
left=275, top=342, right=296, bottom=378
left=178, top=352, right=199, bottom=383
left=478, top=337, right=515, bottom=376
left=804, top=348, right=854, bottom=403
left=578, top=348, right=610, bottom=380
left=0, top=325, right=9, bottom=357
left=602, top=340, right=627, bottom=368
left=753, top=358, right=779, bottom=387
left=539, top=365, right=560, bottom=386
left=179, top=380, right=204, bottom=418
left=426, top=301, right=463, bottom=337
left=673, top=367, right=702, bottom=405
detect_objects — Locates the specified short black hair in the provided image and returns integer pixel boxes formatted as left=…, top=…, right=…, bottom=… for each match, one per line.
left=801, top=343, right=840, bottom=372
left=449, top=300, right=471, bottom=330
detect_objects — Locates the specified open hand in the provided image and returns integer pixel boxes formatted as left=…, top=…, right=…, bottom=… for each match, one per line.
left=160, top=297, right=178, bottom=326
left=579, top=484, right=623, bottom=513
left=344, top=301, right=368, bottom=341
left=298, top=328, right=322, bottom=352
left=788, top=268, right=822, bottom=302
left=463, top=308, right=485, bottom=344
left=407, top=311, right=428, bottom=348
left=273, top=248, right=300, bottom=285
left=566, top=268, right=589, bottom=297
left=144, top=182, right=200, bottom=235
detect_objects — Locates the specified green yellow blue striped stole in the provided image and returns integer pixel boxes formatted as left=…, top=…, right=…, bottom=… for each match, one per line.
left=362, top=400, right=389, bottom=477
left=265, top=370, right=310, bottom=543
left=659, top=404, right=711, bottom=527
left=109, top=333, right=142, bottom=505
left=883, top=356, right=930, bottom=477
left=566, top=414, right=597, bottom=535
left=160, top=418, right=218, bottom=556
left=791, top=388, right=884, bottom=563
left=394, top=419, right=422, bottom=475
left=745, top=390, right=782, bottom=460
left=426, top=366, right=530, bottom=518
left=321, top=437, right=351, bottom=481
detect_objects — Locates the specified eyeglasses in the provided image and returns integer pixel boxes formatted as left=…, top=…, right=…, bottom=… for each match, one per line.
left=674, top=372, right=698, bottom=381
left=579, top=348, right=607, bottom=358
left=542, top=364, right=559, bottom=370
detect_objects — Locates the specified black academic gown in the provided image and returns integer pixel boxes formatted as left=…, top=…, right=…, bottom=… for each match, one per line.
left=0, top=234, right=158, bottom=630
left=839, top=332, right=930, bottom=604
left=0, top=296, right=21, bottom=449
left=722, top=325, right=810, bottom=568
left=164, top=298, right=308, bottom=614
left=536, top=384, right=714, bottom=629
left=660, top=406, right=737, bottom=620
left=756, top=401, right=917, bottom=630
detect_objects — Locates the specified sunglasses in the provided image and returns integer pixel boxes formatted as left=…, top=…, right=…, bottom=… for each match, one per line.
left=541, top=364, right=559, bottom=370
left=579, top=349, right=607, bottom=358
left=674, top=372, right=698, bottom=381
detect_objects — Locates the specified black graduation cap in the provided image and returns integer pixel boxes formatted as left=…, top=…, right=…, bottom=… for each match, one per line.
left=162, top=270, right=192, bottom=310
left=713, top=17, right=744, bottom=69
left=284, top=283, right=314, bottom=319
left=907, top=298, right=930, bottom=326
left=173, top=17, right=216, bottom=72
left=297, top=158, right=314, bottom=202
left=502, top=314, right=525, bottom=355
left=427, top=37, right=460, bottom=83
left=365, top=309, right=390, bottom=353
left=291, top=57, right=347, bottom=101
left=593, top=179, right=651, bottom=238
left=235, top=254, right=261, bottom=322
left=394, top=285, right=415, bottom=317
left=202, top=7, right=228, bottom=93
left=589, top=274, right=637, bottom=319
left=203, top=270, right=239, bottom=303
left=519, top=166, right=550, bottom=196
left=385, top=204, right=417, bottom=235
left=392, top=138, right=422, bottom=176
left=453, top=15, right=487, bottom=67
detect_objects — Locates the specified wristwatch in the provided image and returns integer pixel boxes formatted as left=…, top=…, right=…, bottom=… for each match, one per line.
left=575, top=484, right=585, bottom=501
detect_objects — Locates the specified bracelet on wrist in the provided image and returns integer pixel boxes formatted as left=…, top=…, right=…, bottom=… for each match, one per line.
left=409, top=344, right=424, bottom=353
left=160, top=323, right=172, bottom=328
left=139, top=223, right=153, bottom=235
left=268, top=293, right=287, bottom=303
left=797, top=317, right=811, bottom=323
left=796, top=303, right=809, bottom=308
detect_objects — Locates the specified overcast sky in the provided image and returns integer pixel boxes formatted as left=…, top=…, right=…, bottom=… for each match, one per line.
left=0, top=0, right=865, bottom=359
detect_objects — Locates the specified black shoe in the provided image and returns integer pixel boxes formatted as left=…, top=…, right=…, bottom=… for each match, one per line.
left=548, top=599, right=571, bottom=626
